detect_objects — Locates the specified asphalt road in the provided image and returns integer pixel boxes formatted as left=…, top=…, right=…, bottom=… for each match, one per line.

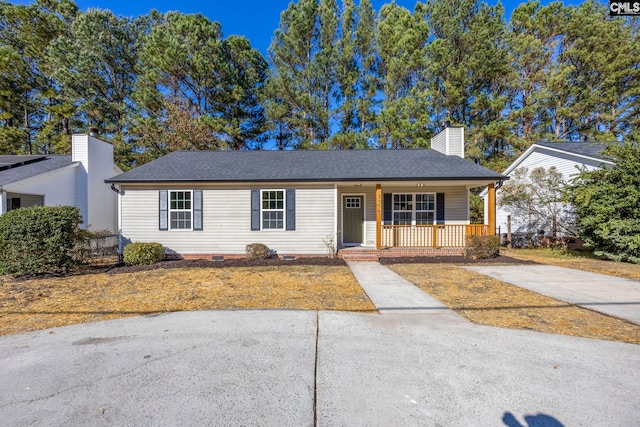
left=1, top=310, right=638, bottom=426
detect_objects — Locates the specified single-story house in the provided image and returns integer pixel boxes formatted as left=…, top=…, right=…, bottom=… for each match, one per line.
left=481, top=142, right=613, bottom=234
left=0, top=134, right=121, bottom=232
left=106, top=126, right=506, bottom=259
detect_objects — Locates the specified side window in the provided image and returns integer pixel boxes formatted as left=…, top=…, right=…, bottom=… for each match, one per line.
left=261, top=190, right=285, bottom=230
left=169, top=190, right=192, bottom=230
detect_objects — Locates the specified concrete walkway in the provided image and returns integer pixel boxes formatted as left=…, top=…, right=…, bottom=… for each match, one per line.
left=347, top=261, right=463, bottom=320
left=466, top=265, right=640, bottom=324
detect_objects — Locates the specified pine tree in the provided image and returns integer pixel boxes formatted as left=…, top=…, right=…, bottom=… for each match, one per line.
left=353, top=0, right=379, bottom=142
left=506, top=1, right=567, bottom=151
left=46, top=9, right=141, bottom=157
left=426, top=0, right=512, bottom=168
left=376, top=1, right=429, bottom=149
left=0, top=0, right=77, bottom=154
left=131, top=11, right=267, bottom=162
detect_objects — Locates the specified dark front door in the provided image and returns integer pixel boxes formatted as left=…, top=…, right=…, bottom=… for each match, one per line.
left=343, top=196, right=364, bottom=245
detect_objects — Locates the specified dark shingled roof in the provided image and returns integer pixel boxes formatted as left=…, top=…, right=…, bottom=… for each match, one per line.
left=106, top=149, right=506, bottom=183
left=0, top=155, right=74, bottom=185
left=535, top=142, right=609, bottom=160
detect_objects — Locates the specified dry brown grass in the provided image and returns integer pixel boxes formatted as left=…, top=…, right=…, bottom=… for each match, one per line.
left=0, top=266, right=375, bottom=336
left=504, top=248, right=640, bottom=281
left=388, top=263, right=640, bottom=345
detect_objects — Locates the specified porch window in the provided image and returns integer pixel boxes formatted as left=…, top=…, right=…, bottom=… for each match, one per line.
left=393, top=193, right=435, bottom=225
left=261, top=190, right=285, bottom=230
left=169, top=190, right=192, bottom=230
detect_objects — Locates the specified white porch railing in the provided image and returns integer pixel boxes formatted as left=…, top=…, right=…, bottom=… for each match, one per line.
left=380, top=224, right=489, bottom=248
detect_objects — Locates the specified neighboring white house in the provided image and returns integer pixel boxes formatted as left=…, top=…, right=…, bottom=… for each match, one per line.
left=0, top=134, right=121, bottom=232
left=481, top=142, right=614, bottom=234
left=106, top=126, right=506, bottom=259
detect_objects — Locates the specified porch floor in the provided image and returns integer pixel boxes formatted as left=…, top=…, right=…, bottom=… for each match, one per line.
left=337, top=246, right=464, bottom=262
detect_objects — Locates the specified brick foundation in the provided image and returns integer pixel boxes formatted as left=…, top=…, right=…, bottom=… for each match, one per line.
left=164, top=248, right=464, bottom=262
left=338, top=246, right=464, bottom=261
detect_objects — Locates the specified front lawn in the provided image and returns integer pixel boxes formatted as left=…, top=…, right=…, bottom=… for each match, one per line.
left=0, top=264, right=375, bottom=336
left=387, top=263, right=640, bottom=345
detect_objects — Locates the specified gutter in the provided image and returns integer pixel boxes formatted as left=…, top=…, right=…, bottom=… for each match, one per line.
left=104, top=176, right=508, bottom=185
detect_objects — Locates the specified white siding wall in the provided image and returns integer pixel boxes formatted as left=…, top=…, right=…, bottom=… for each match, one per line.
left=337, top=185, right=469, bottom=247
left=430, top=131, right=446, bottom=155
left=3, top=164, right=78, bottom=208
left=494, top=148, right=605, bottom=233
left=121, top=184, right=336, bottom=255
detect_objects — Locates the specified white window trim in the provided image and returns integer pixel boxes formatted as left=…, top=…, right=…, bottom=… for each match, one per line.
left=260, top=189, right=286, bottom=231
left=169, top=190, right=193, bottom=231
left=392, top=192, right=436, bottom=226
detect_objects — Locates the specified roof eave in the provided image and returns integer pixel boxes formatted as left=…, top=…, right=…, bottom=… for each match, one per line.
left=106, top=175, right=507, bottom=184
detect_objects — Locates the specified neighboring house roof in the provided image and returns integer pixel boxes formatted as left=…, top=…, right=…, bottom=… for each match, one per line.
left=0, top=155, right=75, bottom=186
left=479, top=142, right=614, bottom=197
left=502, top=142, right=613, bottom=177
left=534, top=142, right=610, bottom=162
left=106, top=149, right=506, bottom=183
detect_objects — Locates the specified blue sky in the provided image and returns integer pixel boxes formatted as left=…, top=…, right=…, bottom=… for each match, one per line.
left=11, top=0, right=567, bottom=55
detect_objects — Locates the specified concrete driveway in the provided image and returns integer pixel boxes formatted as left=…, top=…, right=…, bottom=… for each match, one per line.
left=1, top=310, right=638, bottom=426
left=465, top=265, right=640, bottom=324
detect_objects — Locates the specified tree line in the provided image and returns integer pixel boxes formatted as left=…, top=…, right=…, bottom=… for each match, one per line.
left=0, top=0, right=638, bottom=171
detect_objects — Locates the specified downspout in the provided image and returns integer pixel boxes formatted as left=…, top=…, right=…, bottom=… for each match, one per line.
left=109, top=183, right=125, bottom=263
left=0, top=186, right=5, bottom=215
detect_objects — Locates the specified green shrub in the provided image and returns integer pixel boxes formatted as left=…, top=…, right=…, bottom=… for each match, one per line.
left=0, top=206, right=88, bottom=275
left=464, top=235, right=500, bottom=259
left=123, top=242, right=164, bottom=265
left=245, top=243, right=271, bottom=259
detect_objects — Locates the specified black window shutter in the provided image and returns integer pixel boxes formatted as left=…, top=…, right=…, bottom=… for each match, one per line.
left=193, top=190, right=203, bottom=231
left=159, top=190, right=168, bottom=231
left=383, top=193, right=392, bottom=225
left=251, top=189, right=260, bottom=231
left=436, top=193, right=445, bottom=224
left=286, top=189, right=296, bottom=231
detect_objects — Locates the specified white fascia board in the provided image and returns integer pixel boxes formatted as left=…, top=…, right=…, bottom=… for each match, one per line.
left=533, top=145, right=615, bottom=166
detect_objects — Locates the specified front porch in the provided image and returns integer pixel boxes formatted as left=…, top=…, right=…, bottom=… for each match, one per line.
left=337, top=183, right=497, bottom=252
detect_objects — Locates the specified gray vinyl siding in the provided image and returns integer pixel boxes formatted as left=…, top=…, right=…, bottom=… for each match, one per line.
left=120, top=183, right=335, bottom=255
left=337, top=185, right=469, bottom=247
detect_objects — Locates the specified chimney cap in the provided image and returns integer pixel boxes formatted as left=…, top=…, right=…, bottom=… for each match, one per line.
left=88, top=127, right=99, bottom=137
left=444, top=120, right=451, bottom=128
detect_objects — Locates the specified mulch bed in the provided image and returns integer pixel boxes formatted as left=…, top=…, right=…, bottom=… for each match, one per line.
left=108, top=257, right=346, bottom=274
left=379, top=255, right=538, bottom=265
